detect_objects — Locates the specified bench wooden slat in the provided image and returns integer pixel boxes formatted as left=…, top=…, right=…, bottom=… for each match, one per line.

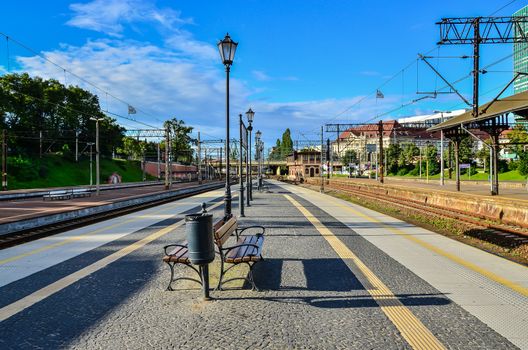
left=214, top=217, right=237, bottom=246
left=163, top=244, right=189, bottom=263
left=225, top=235, right=264, bottom=263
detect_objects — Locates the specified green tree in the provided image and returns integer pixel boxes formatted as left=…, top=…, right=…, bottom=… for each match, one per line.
left=509, top=124, right=528, bottom=175
left=399, top=142, right=419, bottom=166
left=341, top=149, right=358, bottom=166
left=0, top=73, right=124, bottom=157
left=385, top=143, right=401, bottom=174
left=459, top=136, right=475, bottom=164
left=164, top=118, right=194, bottom=164
left=280, top=128, right=293, bottom=159
left=424, top=144, right=439, bottom=175
left=269, top=139, right=282, bottom=160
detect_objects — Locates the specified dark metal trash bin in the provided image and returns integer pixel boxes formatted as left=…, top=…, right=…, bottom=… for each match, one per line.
left=185, top=213, right=215, bottom=265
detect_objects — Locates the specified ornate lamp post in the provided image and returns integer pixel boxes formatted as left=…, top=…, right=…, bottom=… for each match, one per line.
left=246, top=108, right=255, bottom=201
left=218, top=33, right=238, bottom=219
left=255, top=130, right=262, bottom=191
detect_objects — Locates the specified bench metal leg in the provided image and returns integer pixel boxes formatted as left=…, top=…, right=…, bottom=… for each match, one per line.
left=165, top=262, right=203, bottom=291
left=216, top=259, right=225, bottom=291
left=247, top=262, right=260, bottom=291
left=216, top=260, right=261, bottom=291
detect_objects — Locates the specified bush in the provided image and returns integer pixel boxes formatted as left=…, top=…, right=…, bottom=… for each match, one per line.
left=396, top=167, right=409, bottom=176
left=498, top=159, right=509, bottom=173
left=460, top=164, right=478, bottom=176
left=39, top=165, right=48, bottom=178
left=7, top=156, right=39, bottom=181
left=408, top=166, right=419, bottom=176
left=518, top=152, right=528, bottom=176
left=509, top=160, right=519, bottom=171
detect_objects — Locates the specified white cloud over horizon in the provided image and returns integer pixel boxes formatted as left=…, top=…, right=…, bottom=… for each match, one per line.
left=5, top=0, right=414, bottom=146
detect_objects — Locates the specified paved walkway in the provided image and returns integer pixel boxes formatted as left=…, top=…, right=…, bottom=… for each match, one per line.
left=0, top=180, right=526, bottom=349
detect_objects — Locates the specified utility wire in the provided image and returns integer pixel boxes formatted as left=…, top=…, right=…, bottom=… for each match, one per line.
left=489, top=0, right=519, bottom=16
left=0, top=31, right=164, bottom=126
left=312, top=1, right=523, bottom=131
left=4, top=84, right=158, bottom=129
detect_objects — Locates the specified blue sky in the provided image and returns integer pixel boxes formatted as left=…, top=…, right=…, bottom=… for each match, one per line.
left=0, top=0, right=525, bottom=147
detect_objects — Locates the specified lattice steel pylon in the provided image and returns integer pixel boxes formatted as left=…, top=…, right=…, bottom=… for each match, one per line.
left=437, top=16, right=528, bottom=117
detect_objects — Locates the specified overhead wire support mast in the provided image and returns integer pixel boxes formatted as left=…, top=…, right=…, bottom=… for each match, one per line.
left=417, top=54, right=472, bottom=107
left=437, top=16, right=528, bottom=117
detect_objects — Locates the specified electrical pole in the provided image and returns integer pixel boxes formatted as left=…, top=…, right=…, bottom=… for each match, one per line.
left=142, top=138, right=146, bottom=182
left=320, top=126, right=324, bottom=192
left=165, top=128, right=170, bottom=190
left=419, top=145, right=422, bottom=179
left=239, top=114, right=245, bottom=217
left=88, top=142, right=94, bottom=186
left=2, top=129, right=7, bottom=191
left=197, top=132, right=202, bottom=184
left=157, top=142, right=161, bottom=180
left=472, top=18, right=480, bottom=118
left=90, top=117, right=103, bottom=195
left=438, top=16, right=528, bottom=117
left=39, top=131, right=42, bottom=159
left=75, top=130, right=79, bottom=162
left=220, top=146, right=223, bottom=181
left=378, top=120, right=384, bottom=184
left=326, top=138, right=330, bottom=179
left=96, top=120, right=100, bottom=194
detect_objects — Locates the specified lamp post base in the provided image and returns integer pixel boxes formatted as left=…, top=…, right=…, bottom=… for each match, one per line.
left=224, top=186, right=232, bottom=220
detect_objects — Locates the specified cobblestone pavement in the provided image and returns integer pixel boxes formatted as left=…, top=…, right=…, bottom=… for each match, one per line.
left=0, top=182, right=519, bottom=349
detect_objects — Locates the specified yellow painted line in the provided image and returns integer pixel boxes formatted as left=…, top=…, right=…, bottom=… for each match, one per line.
left=316, top=193, right=528, bottom=298
left=0, top=199, right=224, bottom=322
left=0, top=190, right=224, bottom=266
left=284, top=194, right=446, bottom=350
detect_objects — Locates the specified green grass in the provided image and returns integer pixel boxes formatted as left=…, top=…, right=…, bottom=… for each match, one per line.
left=388, top=169, right=527, bottom=182
left=7, top=155, right=156, bottom=190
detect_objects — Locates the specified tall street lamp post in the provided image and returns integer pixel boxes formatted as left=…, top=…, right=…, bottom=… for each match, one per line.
left=90, top=117, right=104, bottom=195
left=239, top=114, right=245, bottom=217
left=255, top=130, right=262, bottom=191
left=218, top=33, right=238, bottom=219
left=246, top=108, right=254, bottom=201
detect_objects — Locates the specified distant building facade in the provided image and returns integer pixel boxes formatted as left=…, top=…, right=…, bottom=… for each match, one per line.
left=286, top=150, right=321, bottom=181
left=514, top=5, right=528, bottom=94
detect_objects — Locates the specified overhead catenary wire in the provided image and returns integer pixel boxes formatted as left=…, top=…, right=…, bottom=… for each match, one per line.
left=4, top=84, right=159, bottom=129
left=0, top=31, right=164, bottom=127
left=309, top=1, right=522, bottom=132
left=360, top=41, right=528, bottom=125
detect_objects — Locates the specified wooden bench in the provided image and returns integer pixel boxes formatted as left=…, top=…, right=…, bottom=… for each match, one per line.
left=71, top=188, right=92, bottom=198
left=43, top=190, right=72, bottom=201
left=162, top=214, right=265, bottom=291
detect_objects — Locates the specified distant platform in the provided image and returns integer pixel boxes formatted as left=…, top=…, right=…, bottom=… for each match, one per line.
left=0, top=181, right=220, bottom=233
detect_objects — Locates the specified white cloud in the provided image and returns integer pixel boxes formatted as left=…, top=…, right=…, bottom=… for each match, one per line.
left=359, top=70, right=381, bottom=77
left=67, top=0, right=192, bottom=36
left=10, top=0, right=409, bottom=146
left=252, top=70, right=298, bottom=82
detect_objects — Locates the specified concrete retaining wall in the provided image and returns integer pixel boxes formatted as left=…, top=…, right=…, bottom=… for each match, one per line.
left=306, top=178, right=528, bottom=229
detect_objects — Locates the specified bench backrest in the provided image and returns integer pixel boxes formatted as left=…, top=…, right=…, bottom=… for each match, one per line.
left=49, top=190, right=69, bottom=195
left=214, top=217, right=238, bottom=248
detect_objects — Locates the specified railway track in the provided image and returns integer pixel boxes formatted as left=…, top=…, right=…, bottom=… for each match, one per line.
left=313, top=181, right=528, bottom=244
left=0, top=182, right=224, bottom=249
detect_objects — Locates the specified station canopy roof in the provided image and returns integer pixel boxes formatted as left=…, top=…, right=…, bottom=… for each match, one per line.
left=427, top=90, right=528, bottom=132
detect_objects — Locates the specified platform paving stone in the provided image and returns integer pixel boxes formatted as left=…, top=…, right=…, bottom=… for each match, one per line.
left=0, top=181, right=519, bottom=349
